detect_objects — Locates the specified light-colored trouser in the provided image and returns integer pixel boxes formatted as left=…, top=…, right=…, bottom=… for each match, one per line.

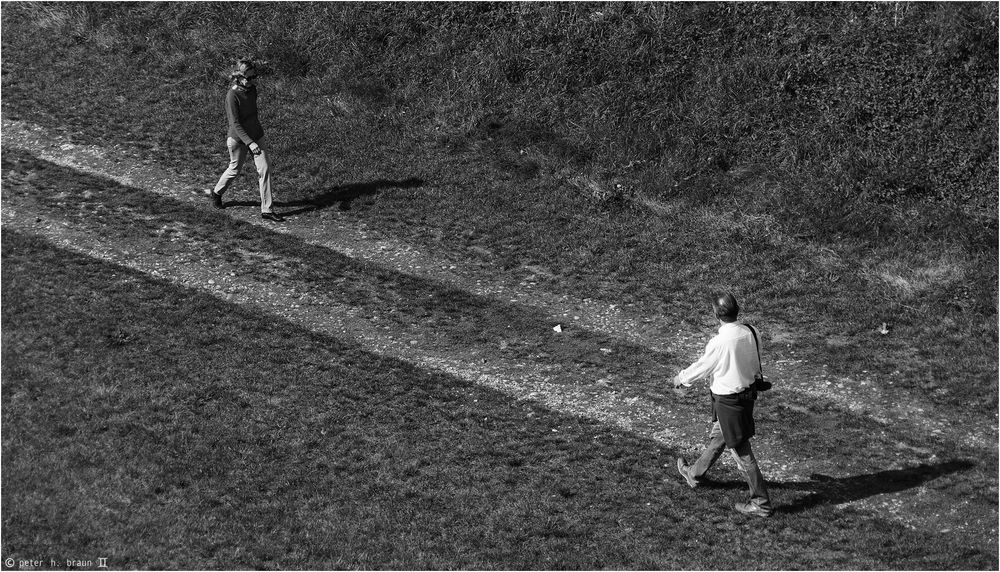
left=692, top=421, right=773, bottom=510
left=212, top=137, right=273, bottom=213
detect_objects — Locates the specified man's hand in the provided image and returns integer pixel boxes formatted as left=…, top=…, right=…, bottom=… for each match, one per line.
left=249, top=142, right=262, bottom=155
left=672, top=373, right=690, bottom=397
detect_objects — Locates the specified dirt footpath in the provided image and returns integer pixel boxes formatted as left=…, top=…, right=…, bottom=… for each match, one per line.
left=2, top=117, right=996, bottom=538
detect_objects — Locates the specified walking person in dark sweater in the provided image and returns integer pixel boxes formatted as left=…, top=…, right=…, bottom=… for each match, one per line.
left=209, top=58, right=284, bottom=222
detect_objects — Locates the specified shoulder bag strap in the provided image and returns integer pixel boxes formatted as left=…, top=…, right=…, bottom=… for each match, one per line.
left=746, top=323, right=763, bottom=376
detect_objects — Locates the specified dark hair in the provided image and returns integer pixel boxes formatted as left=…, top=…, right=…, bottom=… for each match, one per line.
left=712, top=292, right=740, bottom=322
left=229, top=59, right=256, bottom=84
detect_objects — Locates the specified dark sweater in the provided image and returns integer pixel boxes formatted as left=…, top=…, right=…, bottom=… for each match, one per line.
left=225, top=84, right=264, bottom=145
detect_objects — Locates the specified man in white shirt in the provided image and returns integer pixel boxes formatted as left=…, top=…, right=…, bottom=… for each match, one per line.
left=673, top=292, right=773, bottom=518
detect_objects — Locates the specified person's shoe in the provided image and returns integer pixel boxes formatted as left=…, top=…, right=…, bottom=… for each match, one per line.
left=209, top=190, right=224, bottom=209
left=734, top=501, right=773, bottom=518
left=261, top=212, right=285, bottom=222
left=677, top=458, right=699, bottom=489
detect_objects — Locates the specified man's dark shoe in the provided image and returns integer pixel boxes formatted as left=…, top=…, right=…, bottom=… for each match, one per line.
left=209, top=190, right=224, bottom=209
left=677, top=458, right=699, bottom=489
left=261, top=211, right=285, bottom=223
left=735, top=501, right=773, bottom=518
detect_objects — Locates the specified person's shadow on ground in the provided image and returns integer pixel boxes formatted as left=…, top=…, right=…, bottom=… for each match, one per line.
left=226, top=177, right=424, bottom=215
left=699, top=460, right=974, bottom=513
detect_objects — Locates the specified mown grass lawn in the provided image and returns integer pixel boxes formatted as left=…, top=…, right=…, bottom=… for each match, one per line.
left=2, top=229, right=995, bottom=570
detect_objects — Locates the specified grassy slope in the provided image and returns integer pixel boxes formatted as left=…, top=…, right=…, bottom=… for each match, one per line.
left=0, top=2, right=998, bottom=568
left=2, top=227, right=994, bottom=570
left=0, top=2, right=995, bottom=407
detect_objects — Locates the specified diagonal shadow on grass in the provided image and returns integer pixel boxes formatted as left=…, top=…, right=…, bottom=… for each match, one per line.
left=5, top=149, right=990, bottom=500
left=1, top=149, right=675, bottom=390
left=698, top=460, right=975, bottom=513
left=778, top=460, right=977, bottom=514
left=9, top=147, right=991, bottom=474
left=226, top=178, right=425, bottom=214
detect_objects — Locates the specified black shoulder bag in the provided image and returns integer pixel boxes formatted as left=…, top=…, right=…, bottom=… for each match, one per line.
left=747, top=324, right=772, bottom=392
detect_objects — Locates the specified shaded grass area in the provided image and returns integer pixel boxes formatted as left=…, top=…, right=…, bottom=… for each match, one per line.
left=2, top=229, right=995, bottom=570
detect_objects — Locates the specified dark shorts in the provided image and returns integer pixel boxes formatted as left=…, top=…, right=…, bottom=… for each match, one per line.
left=711, top=391, right=756, bottom=449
